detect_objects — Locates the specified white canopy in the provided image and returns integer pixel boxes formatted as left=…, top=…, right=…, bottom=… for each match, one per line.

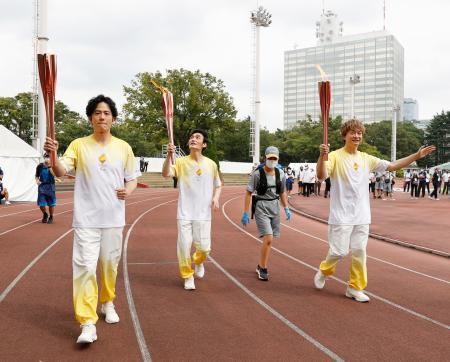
left=0, top=125, right=40, bottom=202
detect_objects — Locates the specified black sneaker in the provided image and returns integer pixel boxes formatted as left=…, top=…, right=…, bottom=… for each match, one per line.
left=256, top=265, right=269, bottom=281
left=42, top=212, right=48, bottom=223
left=47, top=216, right=53, bottom=224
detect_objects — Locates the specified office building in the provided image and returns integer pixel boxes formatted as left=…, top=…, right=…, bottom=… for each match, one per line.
left=284, top=10, right=404, bottom=128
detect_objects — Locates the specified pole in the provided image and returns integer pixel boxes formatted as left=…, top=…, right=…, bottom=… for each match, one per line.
left=351, top=81, right=355, bottom=118
left=391, top=105, right=399, bottom=162
left=37, top=0, right=48, bottom=156
left=253, top=25, right=261, bottom=165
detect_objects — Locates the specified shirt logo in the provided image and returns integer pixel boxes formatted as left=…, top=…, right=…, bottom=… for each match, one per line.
left=196, top=168, right=202, bottom=176
left=353, top=162, right=359, bottom=171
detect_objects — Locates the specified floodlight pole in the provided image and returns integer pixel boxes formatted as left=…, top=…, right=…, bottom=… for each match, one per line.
left=391, top=105, right=400, bottom=162
left=250, top=7, right=271, bottom=165
left=37, top=0, right=49, bottom=155
left=349, top=74, right=360, bottom=118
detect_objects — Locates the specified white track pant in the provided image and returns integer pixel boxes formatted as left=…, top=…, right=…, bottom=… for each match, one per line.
left=177, top=220, right=211, bottom=279
left=319, top=225, right=369, bottom=290
left=73, top=227, right=123, bottom=325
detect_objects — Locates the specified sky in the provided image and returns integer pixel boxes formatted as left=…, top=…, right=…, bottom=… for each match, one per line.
left=1, top=0, right=449, bottom=131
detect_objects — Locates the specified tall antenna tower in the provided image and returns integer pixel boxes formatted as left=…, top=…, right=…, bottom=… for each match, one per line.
left=383, top=0, right=386, bottom=30
left=31, top=0, right=39, bottom=146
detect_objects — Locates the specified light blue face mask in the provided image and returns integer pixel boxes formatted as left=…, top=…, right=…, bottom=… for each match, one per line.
left=266, top=160, right=278, bottom=169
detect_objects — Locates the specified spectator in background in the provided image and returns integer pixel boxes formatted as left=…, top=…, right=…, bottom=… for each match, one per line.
left=139, top=156, right=145, bottom=172
left=403, top=169, right=411, bottom=193
left=35, top=153, right=57, bottom=223
left=144, top=160, right=148, bottom=172
left=369, top=172, right=376, bottom=198
left=410, top=170, right=419, bottom=199
left=285, top=166, right=295, bottom=197
left=0, top=168, right=11, bottom=205
left=442, top=170, right=449, bottom=195
left=418, top=170, right=427, bottom=198
left=324, top=177, right=331, bottom=198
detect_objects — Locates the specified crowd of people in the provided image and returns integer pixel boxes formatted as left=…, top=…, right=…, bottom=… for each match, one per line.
left=283, top=166, right=449, bottom=201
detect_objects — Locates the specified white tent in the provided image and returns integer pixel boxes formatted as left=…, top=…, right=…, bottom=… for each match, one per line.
left=0, top=125, right=40, bottom=202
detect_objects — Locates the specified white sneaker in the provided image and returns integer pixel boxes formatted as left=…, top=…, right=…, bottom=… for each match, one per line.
left=184, top=276, right=195, bottom=290
left=101, top=301, right=120, bottom=323
left=345, top=287, right=370, bottom=302
left=313, top=270, right=326, bottom=290
left=5, top=201, right=11, bottom=205
left=76, top=324, right=97, bottom=344
left=194, top=263, right=205, bottom=278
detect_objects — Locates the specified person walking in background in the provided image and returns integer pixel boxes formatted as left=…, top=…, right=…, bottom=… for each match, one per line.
left=44, top=95, right=138, bottom=344
left=285, top=166, right=295, bottom=197
left=313, top=118, right=435, bottom=303
left=429, top=169, right=440, bottom=200
left=35, top=153, right=57, bottom=223
left=162, top=129, right=222, bottom=291
left=241, top=146, right=290, bottom=281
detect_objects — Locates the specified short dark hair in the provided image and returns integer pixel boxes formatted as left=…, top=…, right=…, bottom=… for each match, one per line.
left=189, top=128, right=209, bottom=145
left=86, top=95, right=118, bottom=118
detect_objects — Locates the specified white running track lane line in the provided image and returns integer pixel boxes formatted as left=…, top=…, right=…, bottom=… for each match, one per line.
left=208, top=255, right=344, bottom=361
left=222, top=197, right=450, bottom=331
left=0, top=195, right=167, bottom=237
left=0, top=201, right=74, bottom=218
left=0, top=229, right=73, bottom=303
left=281, top=223, right=450, bottom=285
left=0, top=195, right=169, bottom=303
left=0, top=189, right=162, bottom=219
left=123, top=198, right=177, bottom=362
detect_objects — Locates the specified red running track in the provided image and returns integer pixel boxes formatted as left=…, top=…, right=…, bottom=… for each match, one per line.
left=0, top=187, right=449, bottom=361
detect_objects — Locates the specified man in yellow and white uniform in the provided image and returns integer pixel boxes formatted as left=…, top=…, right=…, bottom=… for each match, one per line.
left=162, top=129, right=222, bottom=291
left=45, top=95, right=138, bottom=343
left=314, top=119, right=436, bottom=302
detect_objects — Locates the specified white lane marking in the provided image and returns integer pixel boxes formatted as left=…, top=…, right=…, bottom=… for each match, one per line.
left=281, top=223, right=450, bottom=285
left=0, top=201, right=73, bottom=218
left=209, top=255, right=344, bottom=361
left=222, top=197, right=450, bottom=331
left=0, top=229, right=73, bottom=303
left=123, top=198, right=177, bottom=362
left=0, top=189, right=163, bottom=219
left=0, top=209, right=73, bottom=236
left=0, top=194, right=167, bottom=237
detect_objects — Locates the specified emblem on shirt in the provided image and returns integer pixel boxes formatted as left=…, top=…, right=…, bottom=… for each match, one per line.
left=99, top=154, right=107, bottom=170
left=196, top=168, right=202, bottom=176
left=353, top=162, right=359, bottom=171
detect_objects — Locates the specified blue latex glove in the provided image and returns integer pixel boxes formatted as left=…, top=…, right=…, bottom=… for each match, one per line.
left=241, top=211, right=250, bottom=226
left=284, top=207, right=291, bottom=222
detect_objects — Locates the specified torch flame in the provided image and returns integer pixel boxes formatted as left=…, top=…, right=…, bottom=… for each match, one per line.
left=316, top=64, right=327, bottom=81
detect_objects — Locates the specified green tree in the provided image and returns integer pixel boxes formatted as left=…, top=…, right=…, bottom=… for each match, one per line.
left=215, top=117, right=251, bottom=162
left=425, top=111, right=450, bottom=165
left=122, top=69, right=237, bottom=157
left=0, top=93, right=34, bottom=143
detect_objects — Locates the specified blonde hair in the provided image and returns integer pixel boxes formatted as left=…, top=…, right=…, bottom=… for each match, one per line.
left=341, top=118, right=365, bottom=138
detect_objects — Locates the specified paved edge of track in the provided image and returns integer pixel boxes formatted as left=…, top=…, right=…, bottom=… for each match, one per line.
left=122, top=198, right=177, bottom=362
left=288, top=203, right=450, bottom=258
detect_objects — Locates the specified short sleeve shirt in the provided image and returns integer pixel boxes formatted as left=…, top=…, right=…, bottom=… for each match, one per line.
left=171, top=155, right=221, bottom=221
left=326, top=148, right=389, bottom=225
left=60, top=135, right=138, bottom=228
left=247, top=167, right=286, bottom=200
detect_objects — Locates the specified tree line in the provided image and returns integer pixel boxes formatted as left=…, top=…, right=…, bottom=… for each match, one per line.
left=1, top=68, right=447, bottom=168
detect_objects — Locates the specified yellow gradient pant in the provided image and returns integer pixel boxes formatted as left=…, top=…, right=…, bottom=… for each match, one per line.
left=73, top=227, right=123, bottom=325
left=177, top=220, right=211, bottom=279
left=319, top=224, right=369, bottom=290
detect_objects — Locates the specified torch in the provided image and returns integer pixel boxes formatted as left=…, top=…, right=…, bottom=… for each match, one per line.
left=37, top=53, right=57, bottom=167
left=151, top=80, right=175, bottom=164
left=317, top=65, right=331, bottom=161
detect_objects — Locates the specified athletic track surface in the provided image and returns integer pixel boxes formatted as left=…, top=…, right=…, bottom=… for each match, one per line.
left=0, top=186, right=449, bottom=361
